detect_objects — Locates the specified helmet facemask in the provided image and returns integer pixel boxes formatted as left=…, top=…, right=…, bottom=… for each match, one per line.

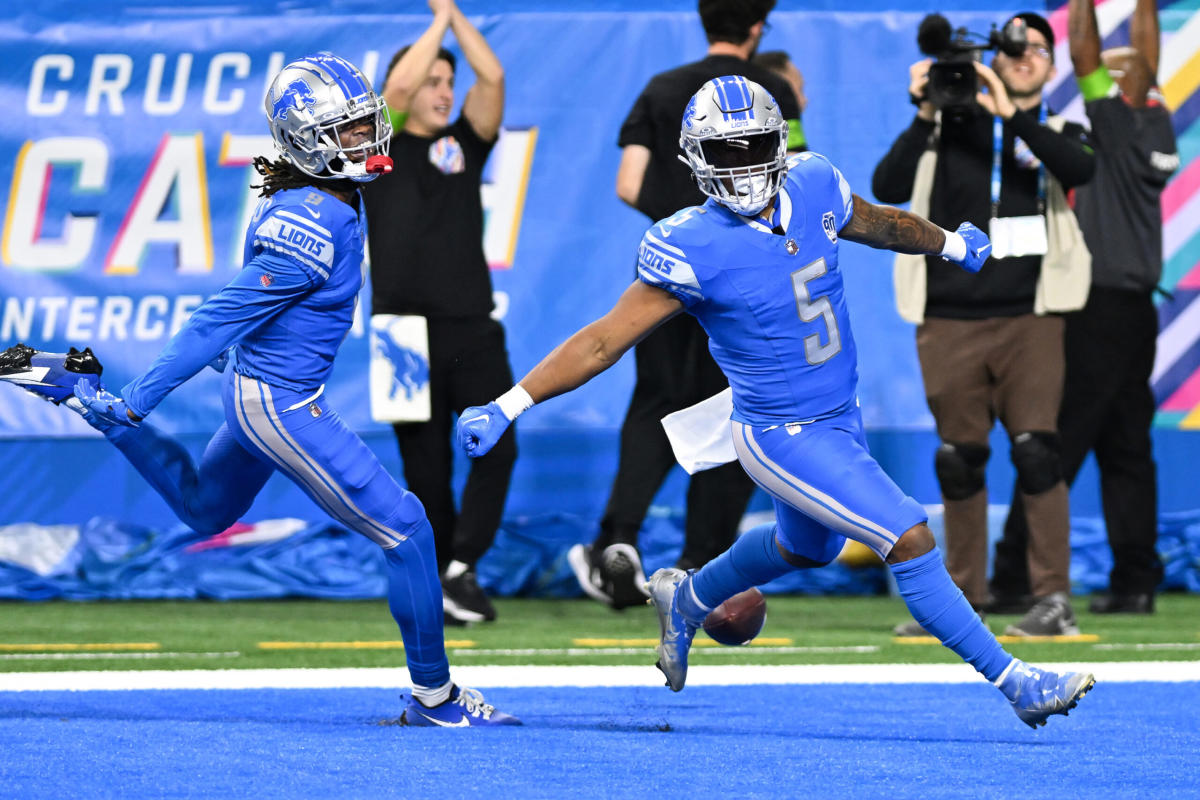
left=679, top=76, right=788, bottom=216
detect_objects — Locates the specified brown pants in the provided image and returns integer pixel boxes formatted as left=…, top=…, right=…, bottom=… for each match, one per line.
left=917, top=315, right=1071, bottom=606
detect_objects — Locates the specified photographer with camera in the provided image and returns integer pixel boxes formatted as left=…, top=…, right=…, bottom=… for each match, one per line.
left=872, top=12, right=1095, bottom=637
left=991, top=0, right=1178, bottom=617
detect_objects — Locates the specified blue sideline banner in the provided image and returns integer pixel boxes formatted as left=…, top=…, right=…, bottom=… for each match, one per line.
left=0, top=10, right=1009, bottom=439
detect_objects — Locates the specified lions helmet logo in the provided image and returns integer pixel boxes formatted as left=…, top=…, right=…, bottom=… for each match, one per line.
left=271, top=79, right=317, bottom=122
left=682, top=95, right=698, bottom=130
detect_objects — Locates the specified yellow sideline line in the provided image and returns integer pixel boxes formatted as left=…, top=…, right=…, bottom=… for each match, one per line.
left=893, top=634, right=1101, bottom=645
left=0, top=642, right=160, bottom=652
left=258, top=640, right=474, bottom=650
left=574, top=637, right=793, bottom=648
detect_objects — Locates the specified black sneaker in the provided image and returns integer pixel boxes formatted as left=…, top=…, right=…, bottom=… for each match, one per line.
left=567, top=543, right=613, bottom=605
left=442, top=570, right=496, bottom=624
left=1089, top=591, right=1155, bottom=614
left=1004, top=592, right=1080, bottom=637
left=601, top=543, right=649, bottom=610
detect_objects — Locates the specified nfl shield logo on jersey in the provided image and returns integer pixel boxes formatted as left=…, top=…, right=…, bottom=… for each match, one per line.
left=822, top=212, right=838, bottom=244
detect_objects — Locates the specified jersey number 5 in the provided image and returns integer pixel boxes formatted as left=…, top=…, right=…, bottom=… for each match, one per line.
left=791, top=258, right=842, bottom=366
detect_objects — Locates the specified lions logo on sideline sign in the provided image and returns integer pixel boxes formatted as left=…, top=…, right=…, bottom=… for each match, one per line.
left=369, top=315, right=432, bottom=422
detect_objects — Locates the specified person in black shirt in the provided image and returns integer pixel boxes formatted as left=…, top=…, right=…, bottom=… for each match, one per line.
left=990, top=0, right=1179, bottom=616
left=567, top=0, right=803, bottom=610
left=753, top=50, right=809, bottom=151
left=872, top=12, right=1095, bottom=637
left=361, top=0, right=511, bottom=625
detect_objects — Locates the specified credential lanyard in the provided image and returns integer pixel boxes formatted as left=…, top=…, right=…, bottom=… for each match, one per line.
left=991, top=104, right=1047, bottom=217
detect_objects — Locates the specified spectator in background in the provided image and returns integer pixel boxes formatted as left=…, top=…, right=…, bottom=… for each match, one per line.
left=567, top=0, right=804, bottom=610
left=753, top=50, right=809, bottom=150
left=872, top=12, right=1095, bottom=637
left=990, top=0, right=1178, bottom=616
left=362, top=0, right=513, bottom=625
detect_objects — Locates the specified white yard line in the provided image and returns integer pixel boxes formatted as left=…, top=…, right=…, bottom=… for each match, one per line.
left=1093, top=643, right=1200, bottom=651
left=3, top=661, right=1199, bottom=691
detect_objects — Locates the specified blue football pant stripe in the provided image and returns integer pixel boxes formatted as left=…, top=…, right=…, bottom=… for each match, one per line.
left=231, top=373, right=418, bottom=546
left=731, top=408, right=926, bottom=559
left=226, top=372, right=449, bottom=688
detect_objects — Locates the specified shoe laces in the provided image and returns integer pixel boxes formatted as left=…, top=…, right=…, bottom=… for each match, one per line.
left=454, top=687, right=495, bottom=720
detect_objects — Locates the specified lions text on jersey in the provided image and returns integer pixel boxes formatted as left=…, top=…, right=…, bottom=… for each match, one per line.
left=122, top=188, right=367, bottom=416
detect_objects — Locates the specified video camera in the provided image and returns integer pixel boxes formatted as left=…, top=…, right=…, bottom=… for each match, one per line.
left=916, top=14, right=1028, bottom=111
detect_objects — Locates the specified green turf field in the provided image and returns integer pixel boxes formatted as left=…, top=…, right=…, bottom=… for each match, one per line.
left=2, top=593, right=1197, bottom=672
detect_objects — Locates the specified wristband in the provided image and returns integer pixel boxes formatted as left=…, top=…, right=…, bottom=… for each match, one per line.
left=495, top=384, right=534, bottom=421
left=940, top=229, right=967, bottom=262
left=1077, top=65, right=1118, bottom=103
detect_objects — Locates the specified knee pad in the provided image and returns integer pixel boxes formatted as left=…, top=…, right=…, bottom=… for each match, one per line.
left=934, top=441, right=990, bottom=501
left=1010, top=431, right=1062, bottom=495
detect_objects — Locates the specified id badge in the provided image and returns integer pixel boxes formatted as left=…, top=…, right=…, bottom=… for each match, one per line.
left=988, top=215, right=1048, bottom=259
left=369, top=314, right=432, bottom=423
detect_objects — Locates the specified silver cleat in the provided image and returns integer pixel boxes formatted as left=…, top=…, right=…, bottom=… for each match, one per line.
left=645, top=567, right=695, bottom=692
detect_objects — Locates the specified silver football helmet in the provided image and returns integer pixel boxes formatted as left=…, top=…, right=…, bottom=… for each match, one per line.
left=679, top=75, right=788, bottom=216
left=265, top=52, right=393, bottom=182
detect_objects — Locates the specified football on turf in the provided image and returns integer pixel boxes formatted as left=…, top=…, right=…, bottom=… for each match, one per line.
left=702, top=587, right=767, bottom=646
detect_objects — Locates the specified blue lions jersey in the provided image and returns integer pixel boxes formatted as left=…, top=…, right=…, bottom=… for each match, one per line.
left=637, top=152, right=857, bottom=425
left=122, top=187, right=367, bottom=417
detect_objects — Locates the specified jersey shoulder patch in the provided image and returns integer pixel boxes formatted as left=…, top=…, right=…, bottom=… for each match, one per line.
left=786, top=151, right=853, bottom=229
left=251, top=190, right=346, bottom=281
left=637, top=208, right=709, bottom=305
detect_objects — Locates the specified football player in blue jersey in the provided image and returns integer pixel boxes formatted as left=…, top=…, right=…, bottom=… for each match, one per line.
left=457, top=75, right=1093, bottom=729
left=0, top=53, right=517, bottom=728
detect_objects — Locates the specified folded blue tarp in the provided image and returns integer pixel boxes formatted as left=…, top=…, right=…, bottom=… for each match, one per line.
left=1, top=510, right=1197, bottom=601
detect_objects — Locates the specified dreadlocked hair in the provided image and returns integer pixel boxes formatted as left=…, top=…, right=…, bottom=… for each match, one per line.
left=251, top=156, right=358, bottom=198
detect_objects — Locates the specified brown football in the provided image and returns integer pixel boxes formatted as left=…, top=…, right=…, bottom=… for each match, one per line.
left=702, top=587, right=767, bottom=646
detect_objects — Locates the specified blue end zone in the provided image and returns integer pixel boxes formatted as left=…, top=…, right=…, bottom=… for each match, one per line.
left=1, top=683, right=1197, bottom=797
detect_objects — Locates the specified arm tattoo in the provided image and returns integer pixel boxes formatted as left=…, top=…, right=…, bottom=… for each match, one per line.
left=840, top=194, right=945, bottom=255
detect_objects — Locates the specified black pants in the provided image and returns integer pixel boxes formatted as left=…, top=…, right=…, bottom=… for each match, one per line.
left=992, top=287, right=1163, bottom=597
left=394, top=316, right=516, bottom=573
left=594, top=313, right=756, bottom=569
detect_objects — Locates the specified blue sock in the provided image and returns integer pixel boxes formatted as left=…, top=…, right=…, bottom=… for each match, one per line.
left=684, top=524, right=793, bottom=624
left=384, top=521, right=450, bottom=690
left=891, top=548, right=1013, bottom=682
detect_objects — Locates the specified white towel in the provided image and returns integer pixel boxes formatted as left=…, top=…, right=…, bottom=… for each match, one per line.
left=660, top=387, right=737, bottom=474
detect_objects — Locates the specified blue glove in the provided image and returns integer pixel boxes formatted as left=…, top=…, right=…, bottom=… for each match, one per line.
left=73, top=378, right=140, bottom=428
left=456, top=402, right=511, bottom=458
left=947, top=221, right=991, bottom=273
